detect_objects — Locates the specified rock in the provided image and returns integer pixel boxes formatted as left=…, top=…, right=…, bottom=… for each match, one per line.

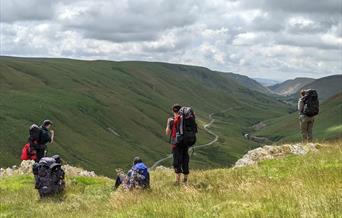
left=0, top=161, right=96, bottom=177
left=234, top=143, right=320, bottom=168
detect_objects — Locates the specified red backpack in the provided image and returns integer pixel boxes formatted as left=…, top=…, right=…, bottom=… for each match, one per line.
left=21, top=143, right=37, bottom=161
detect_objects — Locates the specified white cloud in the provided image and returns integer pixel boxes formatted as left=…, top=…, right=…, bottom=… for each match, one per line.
left=0, top=0, right=341, bottom=80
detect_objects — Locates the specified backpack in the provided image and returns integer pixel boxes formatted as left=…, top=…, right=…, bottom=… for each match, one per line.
left=21, top=143, right=37, bottom=161
left=303, top=89, right=319, bottom=117
left=127, top=163, right=150, bottom=189
left=176, top=107, right=198, bottom=147
left=32, top=155, right=65, bottom=197
left=29, top=124, right=42, bottom=145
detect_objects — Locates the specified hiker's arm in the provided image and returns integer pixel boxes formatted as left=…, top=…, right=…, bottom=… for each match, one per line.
left=50, top=130, right=54, bottom=143
left=298, top=99, right=304, bottom=113
left=165, top=118, right=172, bottom=135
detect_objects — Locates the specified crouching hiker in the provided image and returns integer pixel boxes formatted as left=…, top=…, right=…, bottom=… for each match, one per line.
left=114, top=157, right=150, bottom=190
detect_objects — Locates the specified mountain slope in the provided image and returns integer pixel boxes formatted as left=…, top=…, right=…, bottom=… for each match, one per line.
left=253, top=77, right=281, bottom=87
left=269, top=77, right=315, bottom=96
left=0, top=141, right=340, bottom=217
left=256, top=93, right=342, bottom=142
left=289, top=75, right=342, bottom=101
left=220, top=72, right=272, bottom=94
left=0, top=56, right=290, bottom=176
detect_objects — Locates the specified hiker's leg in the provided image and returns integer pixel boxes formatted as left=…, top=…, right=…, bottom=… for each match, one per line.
left=300, top=116, right=308, bottom=143
left=114, top=176, right=122, bottom=189
left=35, top=149, right=45, bottom=162
left=307, top=118, right=314, bottom=142
left=172, top=147, right=182, bottom=174
left=182, top=147, right=190, bottom=182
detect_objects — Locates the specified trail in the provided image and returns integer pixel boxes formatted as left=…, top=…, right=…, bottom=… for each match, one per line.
left=150, top=108, right=234, bottom=170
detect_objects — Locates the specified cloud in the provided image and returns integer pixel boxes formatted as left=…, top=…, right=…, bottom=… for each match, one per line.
left=0, top=0, right=341, bottom=80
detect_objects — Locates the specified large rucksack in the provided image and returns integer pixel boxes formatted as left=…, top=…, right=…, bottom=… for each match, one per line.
left=303, top=89, right=319, bottom=117
left=176, top=107, right=198, bottom=147
left=32, top=155, right=65, bottom=197
left=29, top=124, right=42, bottom=145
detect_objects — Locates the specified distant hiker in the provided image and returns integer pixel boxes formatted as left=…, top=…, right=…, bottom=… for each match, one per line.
left=166, top=104, right=197, bottom=185
left=114, top=157, right=150, bottom=190
left=298, top=89, right=319, bottom=143
left=29, top=120, right=55, bottom=162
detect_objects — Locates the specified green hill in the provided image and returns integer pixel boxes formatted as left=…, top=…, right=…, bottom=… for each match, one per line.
left=0, top=56, right=290, bottom=176
left=269, top=77, right=315, bottom=96
left=0, top=141, right=340, bottom=217
left=220, top=72, right=272, bottom=94
left=288, top=75, right=342, bottom=102
left=255, top=93, right=342, bottom=142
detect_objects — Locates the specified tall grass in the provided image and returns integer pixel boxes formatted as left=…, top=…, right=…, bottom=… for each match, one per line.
left=0, top=141, right=341, bottom=217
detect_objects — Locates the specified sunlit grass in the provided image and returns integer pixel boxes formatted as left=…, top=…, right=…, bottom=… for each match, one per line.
left=0, top=141, right=341, bottom=217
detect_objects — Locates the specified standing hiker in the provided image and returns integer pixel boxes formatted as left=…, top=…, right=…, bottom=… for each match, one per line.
left=298, top=90, right=319, bottom=143
left=166, top=104, right=197, bottom=185
left=29, top=120, right=55, bottom=162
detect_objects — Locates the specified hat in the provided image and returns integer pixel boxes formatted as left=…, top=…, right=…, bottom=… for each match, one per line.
left=42, top=120, right=53, bottom=126
left=133, top=156, right=142, bottom=165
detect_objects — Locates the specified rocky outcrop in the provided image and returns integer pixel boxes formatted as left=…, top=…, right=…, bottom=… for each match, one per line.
left=0, top=160, right=96, bottom=177
left=234, top=143, right=319, bottom=168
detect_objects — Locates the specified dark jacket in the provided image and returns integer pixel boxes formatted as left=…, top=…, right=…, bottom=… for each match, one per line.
left=40, top=127, right=51, bottom=146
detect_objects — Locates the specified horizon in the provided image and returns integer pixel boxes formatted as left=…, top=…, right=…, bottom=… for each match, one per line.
left=2, top=55, right=341, bottom=82
left=0, top=0, right=341, bottom=80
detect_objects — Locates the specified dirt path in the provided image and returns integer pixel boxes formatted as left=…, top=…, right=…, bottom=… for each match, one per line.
left=150, top=108, right=234, bottom=170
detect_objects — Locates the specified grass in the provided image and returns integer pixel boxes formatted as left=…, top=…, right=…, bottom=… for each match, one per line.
left=0, top=56, right=291, bottom=176
left=0, top=141, right=341, bottom=217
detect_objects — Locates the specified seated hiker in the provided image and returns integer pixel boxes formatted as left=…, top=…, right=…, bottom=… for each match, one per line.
left=114, top=157, right=150, bottom=190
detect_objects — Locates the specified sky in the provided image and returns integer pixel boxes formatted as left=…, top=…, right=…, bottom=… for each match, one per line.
left=0, top=0, right=341, bottom=80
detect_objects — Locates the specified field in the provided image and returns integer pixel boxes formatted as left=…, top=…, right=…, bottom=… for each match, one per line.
left=0, top=141, right=341, bottom=217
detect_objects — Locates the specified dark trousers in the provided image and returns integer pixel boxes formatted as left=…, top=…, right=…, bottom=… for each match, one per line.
left=172, top=145, right=190, bottom=174
left=31, top=143, right=46, bottom=162
left=35, top=149, right=45, bottom=162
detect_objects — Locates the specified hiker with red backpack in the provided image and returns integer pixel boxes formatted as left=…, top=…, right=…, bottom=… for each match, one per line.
left=298, top=90, right=319, bottom=143
left=21, top=120, right=55, bottom=162
left=166, top=104, right=197, bottom=185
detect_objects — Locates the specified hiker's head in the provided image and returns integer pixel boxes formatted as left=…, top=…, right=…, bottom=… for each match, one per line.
left=300, top=90, right=306, bottom=97
left=172, top=104, right=182, bottom=115
left=42, top=120, right=53, bottom=129
left=133, top=156, right=143, bottom=165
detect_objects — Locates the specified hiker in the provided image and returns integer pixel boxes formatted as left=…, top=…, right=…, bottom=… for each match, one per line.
left=166, top=104, right=197, bottom=185
left=114, top=157, right=150, bottom=190
left=29, top=120, right=55, bottom=162
left=298, top=89, right=319, bottom=143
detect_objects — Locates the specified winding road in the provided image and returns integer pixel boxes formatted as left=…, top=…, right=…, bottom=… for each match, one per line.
left=150, top=108, right=234, bottom=170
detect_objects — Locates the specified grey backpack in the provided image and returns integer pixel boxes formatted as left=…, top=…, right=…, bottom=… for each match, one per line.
left=33, top=155, right=65, bottom=197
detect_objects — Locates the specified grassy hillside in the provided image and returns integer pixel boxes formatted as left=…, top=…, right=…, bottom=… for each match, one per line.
left=0, top=56, right=290, bottom=176
left=269, top=77, right=314, bottom=96
left=288, top=75, right=342, bottom=102
left=256, top=93, right=342, bottom=142
left=220, top=72, right=272, bottom=94
left=0, top=141, right=341, bottom=217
